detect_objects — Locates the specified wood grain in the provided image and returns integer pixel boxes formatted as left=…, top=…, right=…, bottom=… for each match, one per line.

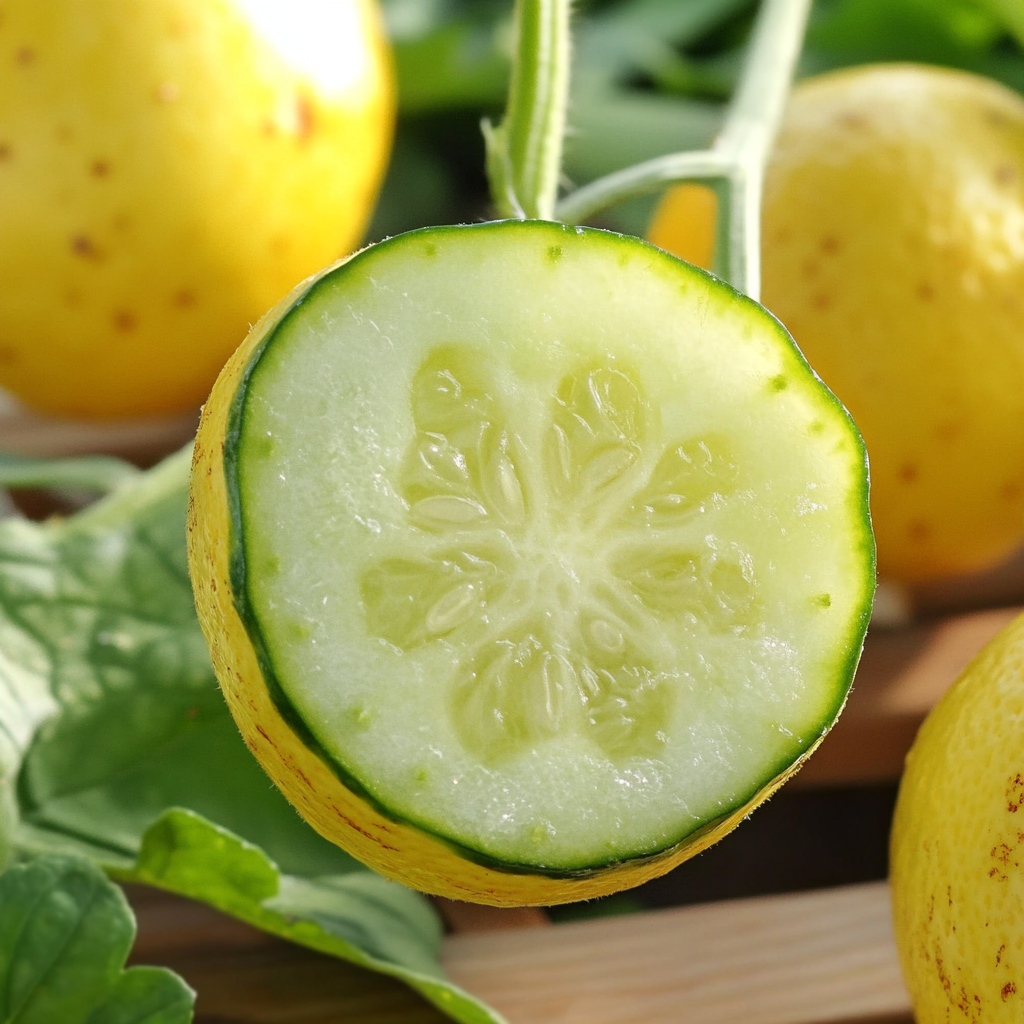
left=127, top=881, right=910, bottom=1024
left=0, top=402, right=198, bottom=463
left=443, top=882, right=909, bottom=1024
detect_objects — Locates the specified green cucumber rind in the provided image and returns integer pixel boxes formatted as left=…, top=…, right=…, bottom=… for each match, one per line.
left=225, top=220, right=875, bottom=878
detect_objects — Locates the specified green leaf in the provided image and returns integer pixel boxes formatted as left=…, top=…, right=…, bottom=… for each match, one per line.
left=84, top=968, right=196, bottom=1024
left=800, top=0, right=1024, bottom=94
left=0, top=446, right=503, bottom=1024
left=0, top=452, right=139, bottom=497
left=112, top=808, right=496, bottom=1023
left=0, top=853, right=193, bottom=1024
left=395, top=19, right=511, bottom=113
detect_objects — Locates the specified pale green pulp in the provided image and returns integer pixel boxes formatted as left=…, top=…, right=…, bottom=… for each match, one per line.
left=233, top=221, right=873, bottom=872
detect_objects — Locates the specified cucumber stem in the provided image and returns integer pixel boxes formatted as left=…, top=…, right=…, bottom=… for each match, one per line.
left=483, top=0, right=571, bottom=220
left=555, top=0, right=811, bottom=300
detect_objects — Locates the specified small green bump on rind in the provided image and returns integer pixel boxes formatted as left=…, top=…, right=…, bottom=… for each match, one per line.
left=815, top=593, right=833, bottom=608
left=770, top=374, right=788, bottom=392
left=347, top=703, right=374, bottom=729
left=547, top=244, right=564, bottom=263
left=250, top=433, right=275, bottom=459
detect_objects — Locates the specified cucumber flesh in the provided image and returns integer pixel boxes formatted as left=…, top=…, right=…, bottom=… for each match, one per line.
left=232, top=221, right=873, bottom=873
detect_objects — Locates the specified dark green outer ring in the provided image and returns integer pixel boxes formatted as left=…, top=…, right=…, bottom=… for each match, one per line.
left=223, top=219, right=876, bottom=879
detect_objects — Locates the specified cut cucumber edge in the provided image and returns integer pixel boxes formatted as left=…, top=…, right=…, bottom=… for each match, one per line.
left=190, top=220, right=874, bottom=900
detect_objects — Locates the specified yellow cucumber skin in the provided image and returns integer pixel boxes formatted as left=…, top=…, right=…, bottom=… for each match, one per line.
left=0, top=0, right=394, bottom=419
left=186, top=247, right=829, bottom=907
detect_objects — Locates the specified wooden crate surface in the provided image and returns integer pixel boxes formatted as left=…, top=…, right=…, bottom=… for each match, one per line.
left=128, top=881, right=911, bottom=1024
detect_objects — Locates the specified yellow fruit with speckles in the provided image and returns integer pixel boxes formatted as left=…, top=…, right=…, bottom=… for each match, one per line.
left=649, top=65, right=1024, bottom=583
left=891, top=610, right=1024, bottom=1022
left=0, top=0, right=394, bottom=419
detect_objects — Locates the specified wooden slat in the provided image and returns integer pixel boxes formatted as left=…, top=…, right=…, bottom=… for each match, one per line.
left=433, top=897, right=551, bottom=933
left=0, top=404, right=198, bottom=464
left=796, top=607, right=1019, bottom=785
left=127, top=882, right=910, bottom=1024
left=127, top=884, right=451, bottom=1024
left=442, top=882, right=910, bottom=1024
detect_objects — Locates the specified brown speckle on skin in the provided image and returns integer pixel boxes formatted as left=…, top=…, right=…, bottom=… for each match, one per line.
left=112, top=309, right=137, bottom=332
left=331, top=805, right=401, bottom=851
left=63, top=288, right=82, bottom=307
left=810, top=291, right=831, bottom=311
left=173, top=289, right=197, bottom=308
left=0, top=143, right=10, bottom=161
left=1002, top=983, right=1016, bottom=1001
left=71, top=235, right=102, bottom=261
left=255, top=724, right=277, bottom=749
left=295, top=93, right=316, bottom=141
left=917, top=282, right=935, bottom=302
left=839, top=111, right=867, bottom=130
left=15, top=46, right=35, bottom=66
left=908, top=519, right=932, bottom=543
left=1006, top=772, right=1024, bottom=812
left=992, top=842, right=1014, bottom=867
left=1001, top=482, right=1022, bottom=503
left=997, top=944, right=1006, bottom=965
left=820, top=235, right=840, bottom=255
left=995, top=164, right=1016, bottom=187
left=935, top=422, right=962, bottom=444
left=801, top=259, right=819, bottom=280
left=899, top=462, right=919, bottom=483
left=156, top=81, right=179, bottom=103
left=90, top=159, right=110, bottom=178
left=0, top=347, right=18, bottom=366
left=186, top=707, right=198, bottom=720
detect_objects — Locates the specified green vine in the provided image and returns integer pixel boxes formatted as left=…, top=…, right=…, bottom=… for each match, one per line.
left=483, top=0, right=571, bottom=220
left=485, top=0, right=812, bottom=300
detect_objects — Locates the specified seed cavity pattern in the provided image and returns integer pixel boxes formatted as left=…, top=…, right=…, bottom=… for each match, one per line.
left=360, top=346, right=757, bottom=763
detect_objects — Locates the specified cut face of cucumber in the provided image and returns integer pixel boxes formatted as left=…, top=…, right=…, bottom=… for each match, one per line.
left=193, top=220, right=873, bottom=893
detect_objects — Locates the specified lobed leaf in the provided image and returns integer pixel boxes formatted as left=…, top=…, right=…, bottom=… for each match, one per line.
left=0, top=853, right=193, bottom=1024
left=0, top=446, right=504, bottom=1024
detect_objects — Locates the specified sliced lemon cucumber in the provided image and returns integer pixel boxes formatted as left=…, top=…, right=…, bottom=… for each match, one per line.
left=189, top=220, right=874, bottom=905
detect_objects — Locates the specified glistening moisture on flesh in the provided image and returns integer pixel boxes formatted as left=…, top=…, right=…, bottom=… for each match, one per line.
left=246, top=341, right=826, bottom=865
left=239, top=241, right=861, bottom=867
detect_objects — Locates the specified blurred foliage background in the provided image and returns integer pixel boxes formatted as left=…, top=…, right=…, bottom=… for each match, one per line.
left=365, top=0, right=1024, bottom=242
